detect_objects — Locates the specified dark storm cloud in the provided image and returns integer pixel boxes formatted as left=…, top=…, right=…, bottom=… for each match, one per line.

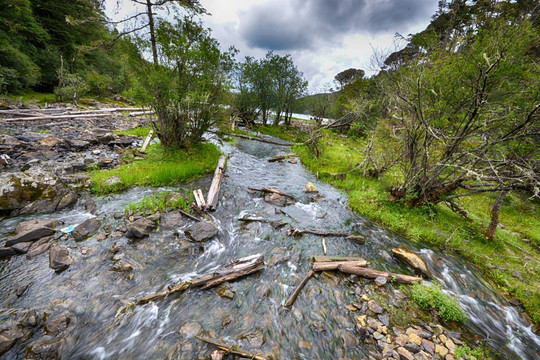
left=240, top=0, right=435, bottom=51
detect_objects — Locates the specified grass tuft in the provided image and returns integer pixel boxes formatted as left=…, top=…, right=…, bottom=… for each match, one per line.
left=410, top=282, right=468, bottom=323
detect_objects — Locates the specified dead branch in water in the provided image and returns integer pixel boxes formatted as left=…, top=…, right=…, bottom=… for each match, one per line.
left=196, top=336, right=269, bottom=360
left=284, top=269, right=314, bottom=307
left=287, top=228, right=366, bottom=244
left=248, top=186, right=296, bottom=200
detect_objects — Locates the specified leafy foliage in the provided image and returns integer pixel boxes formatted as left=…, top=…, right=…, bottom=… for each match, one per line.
left=411, top=282, right=468, bottom=323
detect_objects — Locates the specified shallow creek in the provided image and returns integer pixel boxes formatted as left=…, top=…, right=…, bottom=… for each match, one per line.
left=1, top=135, right=539, bottom=359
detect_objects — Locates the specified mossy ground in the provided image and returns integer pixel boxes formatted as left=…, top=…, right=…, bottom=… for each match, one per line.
left=277, top=130, right=540, bottom=325
left=89, top=142, right=221, bottom=194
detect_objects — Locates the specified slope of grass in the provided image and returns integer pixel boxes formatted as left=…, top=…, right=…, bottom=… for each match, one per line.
left=90, top=142, right=221, bottom=194
left=292, top=132, right=540, bottom=325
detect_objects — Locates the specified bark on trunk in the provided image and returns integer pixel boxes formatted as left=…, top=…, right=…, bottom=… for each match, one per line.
left=146, top=0, right=158, bottom=66
left=485, top=190, right=509, bottom=240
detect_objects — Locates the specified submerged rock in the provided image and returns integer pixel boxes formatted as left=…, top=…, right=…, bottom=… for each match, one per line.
left=178, top=322, right=202, bottom=338
left=160, top=211, right=185, bottom=229
left=391, top=248, right=432, bottom=278
left=304, top=181, right=318, bottom=193
left=49, top=245, right=73, bottom=273
left=264, top=193, right=293, bottom=207
left=0, top=247, right=17, bottom=259
left=185, top=221, right=218, bottom=242
left=72, top=218, right=101, bottom=241
left=0, top=327, right=23, bottom=356
left=26, top=336, right=65, bottom=360
left=126, top=218, right=156, bottom=238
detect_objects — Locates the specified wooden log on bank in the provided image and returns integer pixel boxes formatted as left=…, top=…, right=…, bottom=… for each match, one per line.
left=140, top=129, right=154, bottom=152
left=205, top=155, right=226, bottom=211
left=337, top=264, right=422, bottom=284
left=2, top=113, right=111, bottom=122
left=248, top=186, right=296, bottom=200
left=284, top=269, right=314, bottom=307
left=196, top=336, right=269, bottom=360
left=193, top=189, right=207, bottom=210
left=268, top=153, right=297, bottom=162
left=228, top=132, right=294, bottom=146
left=116, top=254, right=264, bottom=314
left=287, top=228, right=366, bottom=244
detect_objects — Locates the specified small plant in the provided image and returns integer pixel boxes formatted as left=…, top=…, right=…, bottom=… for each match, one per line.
left=410, top=282, right=468, bottom=323
left=454, top=343, right=492, bottom=359
left=37, top=128, right=51, bottom=134
left=125, top=191, right=190, bottom=214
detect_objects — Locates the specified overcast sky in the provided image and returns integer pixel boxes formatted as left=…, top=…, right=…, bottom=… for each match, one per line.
left=105, top=0, right=439, bottom=93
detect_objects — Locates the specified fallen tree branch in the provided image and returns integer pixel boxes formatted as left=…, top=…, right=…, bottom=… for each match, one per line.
left=116, top=254, right=264, bottom=314
left=193, top=189, right=207, bottom=210
left=205, top=156, right=227, bottom=211
left=313, top=256, right=367, bottom=262
left=215, top=131, right=295, bottom=146
left=248, top=186, right=296, bottom=200
left=178, top=209, right=201, bottom=222
left=140, top=129, right=154, bottom=152
left=287, top=228, right=366, bottom=244
left=312, top=260, right=367, bottom=271
left=196, top=336, right=268, bottom=360
left=337, top=264, right=422, bottom=284
left=284, top=269, right=314, bottom=307
left=268, top=153, right=297, bottom=162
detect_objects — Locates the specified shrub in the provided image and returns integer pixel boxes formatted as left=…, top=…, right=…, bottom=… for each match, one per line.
left=411, top=282, right=468, bottom=323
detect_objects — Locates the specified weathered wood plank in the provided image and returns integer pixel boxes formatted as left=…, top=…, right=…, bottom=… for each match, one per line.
left=205, top=155, right=227, bottom=211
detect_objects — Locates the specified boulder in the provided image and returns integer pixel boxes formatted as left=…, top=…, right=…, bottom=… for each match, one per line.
left=392, top=248, right=432, bottom=278
left=84, top=196, right=97, bottom=214
left=126, top=218, right=156, bottom=238
left=44, top=315, right=70, bottom=336
left=49, top=245, right=73, bottom=273
left=184, top=221, right=218, bottom=242
left=264, top=193, right=292, bottom=207
left=26, top=237, right=53, bottom=259
left=160, top=211, right=185, bottom=229
left=11, top=241, right=33, bottom=254
left=72, top=218, right=101, bottom=241
left=0, top=247, right=17, bottom=259
left=56, top=191, right=79, bottom=210
left=25, top=337, right=65, bottom=359
left=0, top=169, right=77, bottom=215
left=5, top=219, right=56, bottom=247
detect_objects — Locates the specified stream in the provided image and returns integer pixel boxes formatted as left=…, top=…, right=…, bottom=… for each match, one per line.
left=1, top=134, right=539, bottom=359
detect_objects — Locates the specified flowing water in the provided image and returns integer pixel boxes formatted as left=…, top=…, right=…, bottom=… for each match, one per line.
left=1, top=135, right=539, bottom=359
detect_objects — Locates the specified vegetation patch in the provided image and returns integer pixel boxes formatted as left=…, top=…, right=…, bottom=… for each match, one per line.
left=253, top=124, right=307, bottom=143
left=114, top=126, right=152, bottom=138
left=90, top=142, right=220, bottom=194
left=125, top=190, right=192, bottom=214
left=410, top=282, right=467, bottom=323
left=294, top=133, right=540, bottom=325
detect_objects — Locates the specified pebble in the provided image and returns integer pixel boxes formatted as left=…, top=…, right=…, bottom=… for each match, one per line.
left=408, top=333, right=422, bottom=345
left=368, top=300, right=384, bottom=314
left=375, top=276, right=387, bottom=286
left=435, top=344, right=449, bottom=357
left=397, top=346, right=414, bottom=360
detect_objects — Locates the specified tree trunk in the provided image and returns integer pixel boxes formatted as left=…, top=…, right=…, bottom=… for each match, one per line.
left=485, top=190, right=509, bottom=240
left=146, top=0, right=158, bottom=66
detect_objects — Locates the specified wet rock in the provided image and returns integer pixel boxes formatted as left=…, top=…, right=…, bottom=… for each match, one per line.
left=416, top=329, right=432, bottom=339
left=16, top=283, right=32, bottom=297
left=445, top=339, right=455, bottom=353
left=179, top=322, right=202, bottom=337
left=373, top=331, right=385, bottom=340
left=111, top=260, right=133, bottom=272
left=26, top=237, right=53, bottom=259
left=405, top=343, right=422, bottom=354
left=49, top=245, right=73, bottom=273
left=19, top=309, right=38, bottom=328
left=96, top=233, right=107, bottom=242
left=305, top=181, right=318, bottom=193
left=72, top=217, right=101, bottom=241
left=26, top=336, right=65, bottom=359
left=160, top=211, right=185, bottom=229
left=11, top=241, right=33, bottom=254
left=341, top=331, right=358, bottom=348
left=375, top=276, right=387, bottom=286
left=84, top=196, right=97, bottom=214
left=391, top=248, right=432, bottom=278
left=185, top=221, right=218, bottom=242
left=217, top=286, right=235, bottom=300
left=264, top=193, right=292, bottom=207
left=413, top=351, right=432, bottom=360
left=368, top=300, right=384, bottom=314
left=397, top=347, right=414, bottom=360
left=0, top=327, right=23, bottom=356
left=67, top=139, right=90, bottom=150
left=378, top=314, right=390, bottom=327
left=0, top=247, right=17, bottom=259
left=5, top=219, right=56, bottom=247
left=408, top=332, right=422, bottom=345
left=56, top=191, right=79, bottom=210
left=211, top=349, right=226, bottom=360
left=112, top=253, right=124, bottom=262
left=255, top=283, right=272, bottom=298
left=311, top=321, right=326, bottom=333
left=444, top=331, right=461, bottom=341
left=97, top=132, right=115, bottom=144
left=126, top=217, right=156, bottom=238
left=44, top=315, right=70, bottom=336
left=395, top=334, right=409, bottom=347
left=241, top=330, right=265, bottom=348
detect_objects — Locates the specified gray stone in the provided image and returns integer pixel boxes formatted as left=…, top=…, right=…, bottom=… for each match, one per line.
left=242, top=330, right=265, bottom=348
left=49, top=245, right=73, bottom=273
left=56, top=191, right=79, bottom=210
left=368, top=300, right=384, bottom=314
left=111, top=260, right=133, bottom=272
left=375, top=276, right=387, bottom=286
left=341, top=331, right=358, bottom=348
left=397, top=347, right=414, bottom=360
left=185, top=221, right=218, bottom=242
left=378, top=314, right=390, bottom=327
left=11, top=241, right=33, bottom=254
left=72, top=217, right=101, bottom=241
left=84, top=196, right=97, bottom=214
left=264, top=193, right=292, bottom=207
left=26, top=237, right=52, bottom=259
left=421, top=339, right=435, bottom=355
left=19, top=309, right=38, bottom=328
left=392, top=248, right=432, bottom=278
left=101, top=175, right=123, bottom=188
left=5, top=219, right=56, bottom=247
left=25, top=337, right=65, bottom=359
left=179, top=322, right=202, bottom=337
left=405, top=343, right=422, bottom=354
left=67, top=139, right=90, bottom=150
left=160, top=211, right=185, bottom=229
left=44, top=315, right=70, bottom=336
left=126, top=217, right=156, bottom=238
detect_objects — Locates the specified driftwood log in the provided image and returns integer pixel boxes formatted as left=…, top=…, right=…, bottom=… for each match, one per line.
left=248, top=186, right=296, bottom=200
left=228, top=132, right=293, bottom=146
left=284, top=269, right=314, bottom=307
left=2, top=113, right=111, bottom=122
left=116, top=254, right=264, bottom=314
left=193, top=189, right=207, bottom=210
left=268, top=153, right=297, bottom=162
left=337, top=264, right=422, bottom=284
left=205, top=155, right=226, bottom=211
left=312, top=260, right=368, bottom=271
left=287, top=228, right=366, bottom=244
left=1, top=107, right=148, bottom=122
left=196, top=336, right=268, bottom=360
